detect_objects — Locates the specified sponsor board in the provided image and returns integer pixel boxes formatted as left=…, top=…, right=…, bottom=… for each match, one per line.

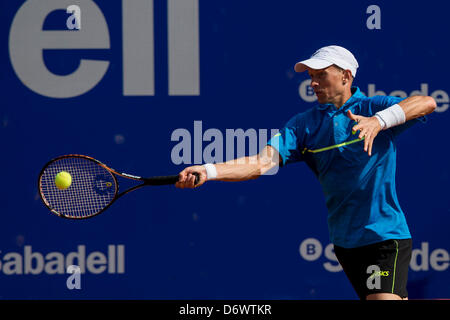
left=299, top=238, right=449, bottom=272
left=0, top=245, right=125, bottom=275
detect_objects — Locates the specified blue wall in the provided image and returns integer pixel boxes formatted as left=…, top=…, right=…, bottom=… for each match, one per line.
left=0, top=0, right=448, bottom=299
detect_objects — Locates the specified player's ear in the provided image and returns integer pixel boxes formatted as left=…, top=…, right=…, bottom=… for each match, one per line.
left=342, top=69, right=352, bottom=85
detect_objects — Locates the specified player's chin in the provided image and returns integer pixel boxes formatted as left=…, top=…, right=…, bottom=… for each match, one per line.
left=316, top=93, right=327, bottom=104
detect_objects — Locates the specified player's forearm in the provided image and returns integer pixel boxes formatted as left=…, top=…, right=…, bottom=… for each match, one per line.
left=210, top=146, right=279, bottom=182
left=374, top=96, right=436, bottom=130
left=214, top=156, right=267, bottom=181
left=398, top=95, right=436, bottom=121
left=176, top=146, right=279, bottom=188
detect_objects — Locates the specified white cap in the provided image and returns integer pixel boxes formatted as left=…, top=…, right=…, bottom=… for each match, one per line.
left=294, top=45, right=359, bottom=77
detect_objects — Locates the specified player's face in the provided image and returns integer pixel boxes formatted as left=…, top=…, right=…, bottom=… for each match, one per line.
left=308, top=66, right=346, bottom=105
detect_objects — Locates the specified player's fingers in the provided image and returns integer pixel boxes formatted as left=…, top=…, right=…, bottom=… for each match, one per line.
left=176, top=168, right=192, bottom=187
left=186, top=173, right=194, bottom=186
left=366, top=131, right=376, bottom=155
left=358, top=128, right=368, bottom=140
left=186, top=171, right=199, bottom=186
left=187, top=173, right=197, bottom=188
left=352, top=119, right=367, bottom=134
left=352, top=124, right=361, bottom=134
left=347, top=110, right=358, bottom=121
left=178, top=169, right=188, bottom=182
left=364, top=132, right=371, bottom=152
left=181, top=168, right=197, bottom=183
left=175, top=181, right=184, bottom=189
left=368, top=127, right=380, bottom=156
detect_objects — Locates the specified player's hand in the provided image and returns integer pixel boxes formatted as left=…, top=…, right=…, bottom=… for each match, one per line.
left=347, top=110, right=382, bottom=156
left=176, top=165, right=207, bottom=188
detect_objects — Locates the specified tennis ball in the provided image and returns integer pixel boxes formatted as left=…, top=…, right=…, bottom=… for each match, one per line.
left=55, top=171, right=72, bottom=190
left=352, top=120, right=358, bottom=135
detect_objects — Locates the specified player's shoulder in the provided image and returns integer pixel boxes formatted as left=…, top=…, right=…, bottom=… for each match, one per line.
left=363, top=94, right=394, bottom=103
left=350, top=86, right=371, bottom=103
left=351, top=86, right=405, bottom=110
left=352, top=93, right=384, bottom=115
left=355, top=87, right=404, bottom=105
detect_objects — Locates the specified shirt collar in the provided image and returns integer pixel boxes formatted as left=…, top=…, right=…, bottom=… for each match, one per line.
left=316, top=86, right=365, bottom=111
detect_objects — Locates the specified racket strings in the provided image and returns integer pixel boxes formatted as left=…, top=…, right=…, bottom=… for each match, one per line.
left=39, top=157, right=117, bottom=218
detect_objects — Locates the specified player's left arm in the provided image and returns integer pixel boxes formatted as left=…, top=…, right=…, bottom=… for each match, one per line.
left=347, top=95, right=437, bottom=156
left=394, top=95, right=437, bottom=121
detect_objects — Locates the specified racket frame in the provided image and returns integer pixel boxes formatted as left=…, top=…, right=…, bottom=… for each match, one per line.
left=38, top=154, right=187, bottom=220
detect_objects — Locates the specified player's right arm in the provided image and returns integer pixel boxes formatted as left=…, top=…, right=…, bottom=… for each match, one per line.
left=175, top=145, right=281, bottom=189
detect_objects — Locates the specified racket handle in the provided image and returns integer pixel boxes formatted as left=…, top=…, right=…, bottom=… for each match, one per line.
left=192, top=172, right=200, bottom=184
left=143, top=172, right=200, bottom=186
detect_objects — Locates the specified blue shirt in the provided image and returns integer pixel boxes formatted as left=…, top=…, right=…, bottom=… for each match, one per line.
left=268, top=86, right=426, bottom=248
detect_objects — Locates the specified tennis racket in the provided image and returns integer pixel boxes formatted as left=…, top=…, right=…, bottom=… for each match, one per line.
left=38, top=154, right=198, bottom=219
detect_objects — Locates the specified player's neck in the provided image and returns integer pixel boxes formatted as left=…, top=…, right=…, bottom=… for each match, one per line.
left=333, top=88, right=353, bottom=109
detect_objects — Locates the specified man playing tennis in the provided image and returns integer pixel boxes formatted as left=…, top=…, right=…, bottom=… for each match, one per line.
left=175, top=45, right=437, bottom=300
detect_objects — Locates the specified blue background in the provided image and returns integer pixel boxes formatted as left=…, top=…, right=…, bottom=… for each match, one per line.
left=0, top=0, right=449, bottom=299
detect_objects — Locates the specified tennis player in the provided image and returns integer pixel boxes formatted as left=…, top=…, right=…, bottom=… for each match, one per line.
left=176, top=45, right=437, bottom=300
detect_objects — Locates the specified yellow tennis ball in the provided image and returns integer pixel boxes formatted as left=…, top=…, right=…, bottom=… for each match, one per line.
left=55, top=171, right=72, bottom=190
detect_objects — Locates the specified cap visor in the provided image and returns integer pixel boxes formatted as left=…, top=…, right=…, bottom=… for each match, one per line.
left=294, top=58, right=333, bottom=73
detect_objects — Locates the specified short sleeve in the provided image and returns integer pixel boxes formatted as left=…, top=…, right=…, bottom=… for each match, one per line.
left=267, top=114, right=306, bottom=166
left=369, top=95, right=427, bottom=137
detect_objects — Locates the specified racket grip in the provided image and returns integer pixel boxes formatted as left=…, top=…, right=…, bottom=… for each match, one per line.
left=192, top=172, right=200, bottom=185
left=144, top=172, right=200, bottom=186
